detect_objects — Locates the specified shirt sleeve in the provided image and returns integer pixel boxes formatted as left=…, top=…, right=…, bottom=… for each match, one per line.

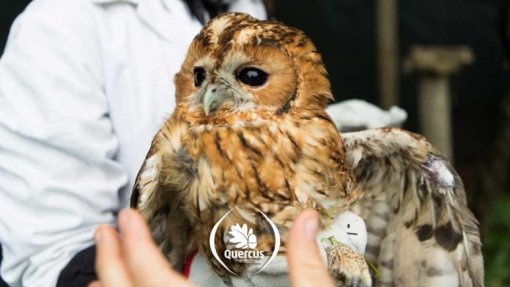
left=229, top=0, right=268, bottom=20
left=0, top=1, right=127, bottom=286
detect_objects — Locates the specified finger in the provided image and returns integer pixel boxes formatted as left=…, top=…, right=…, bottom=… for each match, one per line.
left=287, top=209, right=335, bottom=287
left=87, top=281, right=102, bottom=287
left=94, top=226, right=133, bottom=287
left=118, top=209, right=193, bottom=287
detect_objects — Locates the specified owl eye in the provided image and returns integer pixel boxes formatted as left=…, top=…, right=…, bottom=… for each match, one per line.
left=237, top=67, right=268, bottom=87
left=193, top=67, right=206, bottom=87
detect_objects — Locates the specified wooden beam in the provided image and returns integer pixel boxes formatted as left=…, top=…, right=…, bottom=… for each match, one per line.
left=376, top=0, right=399, bottom=109
left=404, top=46, right=474, bottom=160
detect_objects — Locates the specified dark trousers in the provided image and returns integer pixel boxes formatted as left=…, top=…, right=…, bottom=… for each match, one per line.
left=56, top=245, right=97, bottom=287
left=0, top=245, right=96, bottom=287
left=0, top=247, right=8, bottom=287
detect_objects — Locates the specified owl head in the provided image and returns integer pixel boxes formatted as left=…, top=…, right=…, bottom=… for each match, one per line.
left=174, top=13, right=333, bottom=118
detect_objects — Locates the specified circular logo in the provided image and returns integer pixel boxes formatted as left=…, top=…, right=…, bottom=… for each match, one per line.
left=209, top=208, right=281, bottom=275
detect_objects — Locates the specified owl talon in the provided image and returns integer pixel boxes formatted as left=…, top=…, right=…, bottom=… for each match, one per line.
left=326, top=245, right=372, bottom=287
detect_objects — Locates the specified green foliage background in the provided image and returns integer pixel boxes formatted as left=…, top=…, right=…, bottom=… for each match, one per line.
left=483, top=197, right=510, bottom=286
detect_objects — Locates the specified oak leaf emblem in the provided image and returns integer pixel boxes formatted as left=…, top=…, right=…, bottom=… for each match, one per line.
left=228, top=223, right=257, bottom=249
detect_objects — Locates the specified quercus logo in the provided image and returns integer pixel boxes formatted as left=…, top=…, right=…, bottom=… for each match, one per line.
left=228, top=223, right=258, bottom=249
left=224, top=223, right=265, bottom=262
left=209, top=208, right=280, bottom=275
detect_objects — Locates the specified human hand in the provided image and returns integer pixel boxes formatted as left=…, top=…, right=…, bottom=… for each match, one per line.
left=89, top=209, right=193, bottom=287
left=90, top=209, right=334, bottom=287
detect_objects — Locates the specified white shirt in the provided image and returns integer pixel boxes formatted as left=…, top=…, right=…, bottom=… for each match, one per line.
left=0, top=0, right=266, bottom=286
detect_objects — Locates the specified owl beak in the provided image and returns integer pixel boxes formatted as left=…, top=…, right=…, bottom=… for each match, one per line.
left=203, top=85, right=221, bottom=116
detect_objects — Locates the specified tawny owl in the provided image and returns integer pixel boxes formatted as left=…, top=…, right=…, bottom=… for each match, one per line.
left=131, top=13, right=483, bottom=287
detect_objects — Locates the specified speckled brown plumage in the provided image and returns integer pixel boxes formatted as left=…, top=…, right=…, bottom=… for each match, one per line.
left=344, top=128, right=483, bottom=287
left=131, top=13, right=483, bottom=287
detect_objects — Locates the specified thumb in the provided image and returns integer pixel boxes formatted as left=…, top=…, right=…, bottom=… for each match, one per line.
left=117, top=209, right=193, bottom=287
left=287, top=209, right=334, bottom=287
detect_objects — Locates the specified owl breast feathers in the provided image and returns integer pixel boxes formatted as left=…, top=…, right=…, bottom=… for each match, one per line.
left=131, top=13, right=483, bottom=287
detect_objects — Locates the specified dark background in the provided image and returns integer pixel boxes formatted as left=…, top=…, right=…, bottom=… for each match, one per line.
left=1, top=1, right=509, bottom=286
left=273, top=0, right=506, bottom=162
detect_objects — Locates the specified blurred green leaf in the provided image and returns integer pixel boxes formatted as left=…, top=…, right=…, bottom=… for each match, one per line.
left=482, top=196, right=510, bottom=287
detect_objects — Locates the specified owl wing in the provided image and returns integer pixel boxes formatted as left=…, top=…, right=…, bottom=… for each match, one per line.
left=130, top=119, right=195, bottom=271
left=343, top=128, right=483, bottom=287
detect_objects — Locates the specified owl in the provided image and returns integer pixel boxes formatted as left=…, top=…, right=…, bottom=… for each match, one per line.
left=131, top=13, right=483, bottom=287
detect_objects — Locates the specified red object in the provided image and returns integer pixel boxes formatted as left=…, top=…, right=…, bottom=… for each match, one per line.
left=183, top=250, right=198, bottom=278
